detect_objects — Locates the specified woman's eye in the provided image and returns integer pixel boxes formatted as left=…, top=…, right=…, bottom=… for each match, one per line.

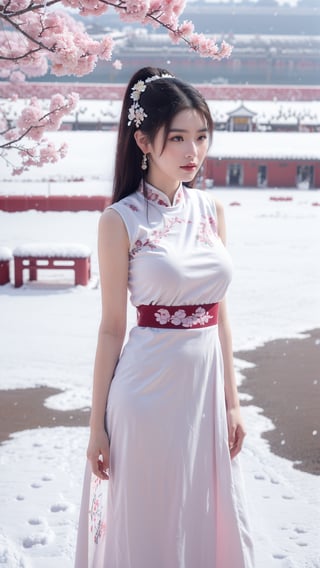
left=169, top=134, right=207, bottom=142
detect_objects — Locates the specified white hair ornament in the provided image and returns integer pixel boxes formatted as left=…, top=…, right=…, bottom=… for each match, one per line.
left=127, top=74, right=174, bottom=128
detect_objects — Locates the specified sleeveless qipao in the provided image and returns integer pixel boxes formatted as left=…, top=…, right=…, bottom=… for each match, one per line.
left=75, top=183, right=254, bottom=568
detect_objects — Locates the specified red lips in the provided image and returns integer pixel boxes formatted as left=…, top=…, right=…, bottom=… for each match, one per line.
left=180, top=164, right=197, bottom=171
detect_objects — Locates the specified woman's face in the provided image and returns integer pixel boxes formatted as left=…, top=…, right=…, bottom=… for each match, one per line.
left=146, top=108, right=210, bottom=193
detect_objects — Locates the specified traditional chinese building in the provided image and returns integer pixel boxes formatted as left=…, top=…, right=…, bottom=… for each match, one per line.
left=204, top=131, right=320, bottom=188
left=226, top=104, right=257, bottom=131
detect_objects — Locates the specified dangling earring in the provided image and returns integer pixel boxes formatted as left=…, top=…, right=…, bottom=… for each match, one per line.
left=141, top=153, right=148, bottom=171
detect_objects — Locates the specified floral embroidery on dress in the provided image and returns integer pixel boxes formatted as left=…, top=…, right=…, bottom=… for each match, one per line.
left=89, top=475, right=107, bottom=545
left=174, top=188, right=183, bottom=205
left=197, top=214, right=217, bottom=247
left=124, top=202, right=139, bottom=212
left=155, top=306, right=213, bottom=328
left=129, top=217, right=185, bottom=259
left=146, top=188, right=169, bottom=207
left=141, top=185, right=184, bottom=208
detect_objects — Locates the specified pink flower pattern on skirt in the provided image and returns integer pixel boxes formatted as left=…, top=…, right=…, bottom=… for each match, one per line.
left=89, top=476, right=107, bottom=545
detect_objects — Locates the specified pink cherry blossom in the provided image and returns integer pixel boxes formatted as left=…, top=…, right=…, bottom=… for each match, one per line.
left=99, top=36, right=114, bottom=60
left=218, top=40, right=233, bottom=59
left=4, top=128, right=20, bottom=142
left=169, top=20, right=194, bottom=44
left=189, top=33, right=233, bottom=60
left=12, top=167, right=25, bottom=176
left=50, top=94, right=66, bottom=111
left=40, top=143, right=60, bottom=164
left=0, top=0, right=232, bottom=173
left=10, top=71, right=26, bottom=83
left=8, top=0, right=30, bottom=9
left=16, top=101, right=43, bottom=133
left=46, top=92, right=79, bottom=130
left=59, top=142, right=68, bottom=159
left=120, top=0, right=150, bottom=22
left=113, top=59, right=123, bottom=70
left=8, top=136, right=69, bottom=176
left=177, top=20, right=194, bottom=36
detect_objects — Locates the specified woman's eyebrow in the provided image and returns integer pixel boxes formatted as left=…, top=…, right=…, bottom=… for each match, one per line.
left=168, top=127, right=209, bottom=133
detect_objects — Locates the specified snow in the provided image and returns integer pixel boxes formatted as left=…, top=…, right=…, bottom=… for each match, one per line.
left=2, top=97, right=320, bottom=133
left=13, top=243, right=91, bottom=258
left=0, top=131, right=116, bottom=185
left=0, top=189, right=320, bottom=567
left=1, top=133, right=320, bottom=567
left=0, top=246, right=12, bottom=261
left=208, top=131, right=320, bottom=160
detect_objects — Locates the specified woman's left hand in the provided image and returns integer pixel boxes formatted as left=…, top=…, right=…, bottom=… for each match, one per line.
left=226, top=406, right=247, bottom=459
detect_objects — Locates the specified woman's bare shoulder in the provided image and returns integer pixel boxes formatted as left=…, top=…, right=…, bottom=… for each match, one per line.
left=212, top=197, right=224, bottom=215
left=99, top=207, right=128, bottom=236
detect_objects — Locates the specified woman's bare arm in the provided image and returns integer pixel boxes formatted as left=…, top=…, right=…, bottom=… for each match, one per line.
left=215, top=199, right=246, bottom=459
left=86, top=208, right=129, bottom=479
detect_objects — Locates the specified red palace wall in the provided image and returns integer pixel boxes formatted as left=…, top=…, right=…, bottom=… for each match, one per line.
left=1, top=166, right=319, bottom=212
left=0, top=195, right=111, bottom=213
left=315, top=165, right=320, bottom=188
left=205, top=158, right=320, bottom=188
left=1, top=82, right=320, bottom=102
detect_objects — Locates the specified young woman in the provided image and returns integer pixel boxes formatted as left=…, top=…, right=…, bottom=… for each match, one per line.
left=75, top=67, right=254, bottom=567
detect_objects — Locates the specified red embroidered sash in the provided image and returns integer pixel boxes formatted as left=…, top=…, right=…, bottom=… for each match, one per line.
left=137, top=303, right=219, bottom=329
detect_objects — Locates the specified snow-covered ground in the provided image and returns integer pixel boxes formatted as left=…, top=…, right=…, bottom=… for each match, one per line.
left=1, top=125, right=320, bottom=566
left=0, top=131, right=115, bottom=188
left=0, top=188, right=320, bottom=567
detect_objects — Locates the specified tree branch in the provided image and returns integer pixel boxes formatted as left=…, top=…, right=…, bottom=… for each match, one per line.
left=0, top=0, right=61, bottom=18
left=0, top=124, right=43, bottom=149
left=0, top=46, right=42, bottom=61
left=1, top=13, right=57, bottom=53
left=0, top=101, right=74, bottom=149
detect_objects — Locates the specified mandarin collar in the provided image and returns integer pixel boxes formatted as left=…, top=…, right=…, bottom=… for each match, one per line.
left=140, top=182, right=185, bottom=209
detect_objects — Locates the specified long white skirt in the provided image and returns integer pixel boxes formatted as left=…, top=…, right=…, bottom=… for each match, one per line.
left=75, top=325, right=254, bottom=567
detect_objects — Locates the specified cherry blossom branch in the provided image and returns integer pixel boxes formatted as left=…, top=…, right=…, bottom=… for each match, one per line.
left=1, top=93, right=79, bottom=147
left=0, top=0, right=232, bottom=173
left=0, top=14, right=56, bottom=54
left=0, top=46, right=42, bottom=61
left=1, top=125, right=42, bottom=149
left=0, top=92, right=78, bottom=174
left=0, top=0, right=61, bottom=17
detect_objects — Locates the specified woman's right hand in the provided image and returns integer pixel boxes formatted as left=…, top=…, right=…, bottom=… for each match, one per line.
left=87, top=429, right=110, bottom=480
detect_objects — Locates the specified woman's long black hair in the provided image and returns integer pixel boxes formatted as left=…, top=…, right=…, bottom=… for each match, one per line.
left=112, top=66, right=214, bottom=204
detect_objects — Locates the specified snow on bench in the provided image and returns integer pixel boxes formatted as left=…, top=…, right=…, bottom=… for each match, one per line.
left=13, top=243, right=91, bottom=288
left=13, top=243, right=91, bottom=258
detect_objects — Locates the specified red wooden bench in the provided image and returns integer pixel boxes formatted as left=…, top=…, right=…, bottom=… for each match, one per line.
left=13, top=243, right=91, bottom=288
left=0, top=247, right=12, bottom=285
